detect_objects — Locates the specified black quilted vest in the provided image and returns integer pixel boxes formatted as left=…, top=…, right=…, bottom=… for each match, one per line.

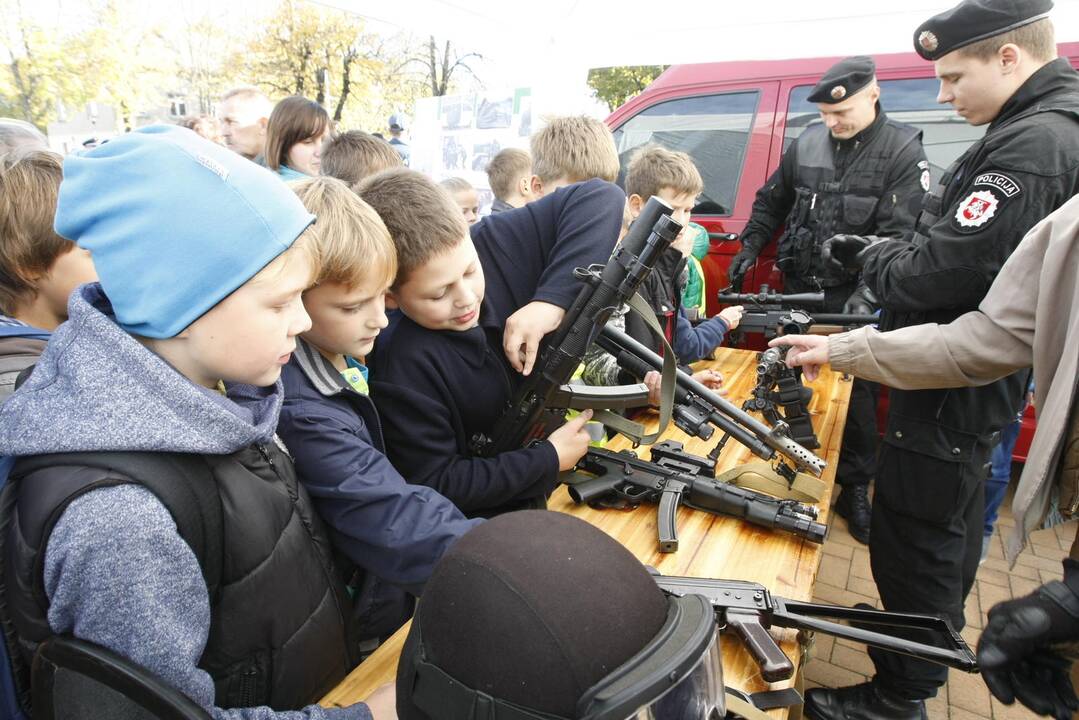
left=0, top=444, right=357, bottom=712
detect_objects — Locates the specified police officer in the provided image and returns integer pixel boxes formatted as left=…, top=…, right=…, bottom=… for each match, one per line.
left=729, top=56, right=928, bottom=545
left=807, top=1, right=1079, bottom=718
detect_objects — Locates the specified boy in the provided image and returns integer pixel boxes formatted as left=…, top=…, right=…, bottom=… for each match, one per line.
left=439, top=177, right=480, bottom=224
left=0, top=150, right=97, bottom=399
left=529, top=115, right=619, bottom=198
left=485, top=147, right=534, bottom=212
left=362, top=169, right=623, bottom=516
left=624, top=145, right=742, bottom=364
left=275, top=176, right=481, bottom=641
left=582, top=146, right=742, bottom=396
left=0, top=126, right=388, bottom=719
left=320, top=130, right=402, bottom=189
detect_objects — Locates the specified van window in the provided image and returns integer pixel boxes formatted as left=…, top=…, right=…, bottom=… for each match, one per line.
left=784, top=78, right=985, bottom=182
left=612, top=91, right=759, bottom=216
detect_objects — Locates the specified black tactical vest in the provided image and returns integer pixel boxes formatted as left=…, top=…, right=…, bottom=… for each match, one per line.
left=777, top=117, right=921, bottom=287
left=0, top=444, right=358, bottom=712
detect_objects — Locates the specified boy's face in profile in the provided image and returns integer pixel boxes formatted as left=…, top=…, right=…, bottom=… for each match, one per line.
left=302, top=274, right=390, bottom=363
left=389, top=235, right=485, bottom=332
left=630, top=186, right=698, bottom=254
left=451, top=188, right=480, bottom=225
left=37, top=246, right=97, bottom=322
left=168, top=247, right=313, bottom=388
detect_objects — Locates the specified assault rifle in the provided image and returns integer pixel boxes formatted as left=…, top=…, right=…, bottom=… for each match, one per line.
left=595, top=324, right=826, bottom=483
left=570, top=440, right=827, bottom=552
left=655, top=574, right=978, bottom=682
left=744, top=345, right=818, bottom=450
left=471, top=197, right=682, bottom=456
left=716, top=285, right=877, bottom=340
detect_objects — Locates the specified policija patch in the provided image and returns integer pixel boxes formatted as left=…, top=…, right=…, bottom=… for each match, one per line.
left=952, top=173, right=1021, bottom=232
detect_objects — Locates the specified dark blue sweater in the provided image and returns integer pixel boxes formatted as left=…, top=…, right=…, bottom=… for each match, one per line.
left=371, top=179, right=625, bottom=515
left=278, top=339, right=481, bottom=597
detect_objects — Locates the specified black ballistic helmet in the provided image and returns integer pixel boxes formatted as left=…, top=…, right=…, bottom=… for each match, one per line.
left=397, top=511, right=723, bottom=720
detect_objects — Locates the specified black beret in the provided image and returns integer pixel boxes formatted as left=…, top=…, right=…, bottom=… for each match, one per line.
left=914, top=0, right=1053, bottom=61
left=807, top=56, right=877, bottom=104
left=396, top=511, right=670, bottom=719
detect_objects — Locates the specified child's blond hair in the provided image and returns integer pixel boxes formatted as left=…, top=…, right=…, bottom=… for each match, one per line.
left=0, top=150, right=72, bottom=315
left=625, top=144, right=703, bottom=201
left=357, top=169, right=467, bottom=287
left=530, top=116, right=619, bottom=184
left=289, top=176, right=396, bottom=290
left=486, top=148, right=531, bottom=201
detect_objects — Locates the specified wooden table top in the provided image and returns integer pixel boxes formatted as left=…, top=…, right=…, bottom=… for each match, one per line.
left=321, top=346, right=854, bottom=717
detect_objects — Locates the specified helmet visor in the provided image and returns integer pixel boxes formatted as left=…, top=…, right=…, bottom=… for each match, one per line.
left=627, top=635, right=724, bottom=720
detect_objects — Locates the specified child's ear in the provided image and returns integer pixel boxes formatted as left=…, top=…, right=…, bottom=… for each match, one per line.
left=518, top=175, right=533, bottom=198
left=627, top=194, right=645, bottom=219
left=530, top=175, right=543, bottom=197
left=384, top=291, right=399, bottom=310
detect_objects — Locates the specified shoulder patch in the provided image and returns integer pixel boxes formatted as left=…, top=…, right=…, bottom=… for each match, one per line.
left=954, top=190, right=999, bottom=230
left=973, top=172, right=1021, bottom=198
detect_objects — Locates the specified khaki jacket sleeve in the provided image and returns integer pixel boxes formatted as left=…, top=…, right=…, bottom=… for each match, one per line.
left=827, top=311, right=1032, bottom=390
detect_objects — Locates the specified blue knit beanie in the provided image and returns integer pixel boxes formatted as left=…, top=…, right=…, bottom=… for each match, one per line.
left=55, top=125, right=315, bottom=339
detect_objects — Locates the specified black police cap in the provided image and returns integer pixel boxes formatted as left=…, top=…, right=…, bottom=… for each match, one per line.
left=914, top=0, right=1053, bottom=61
left=396, top=511, right=670, bottom=720
left=807, top=56, right=876, bottom=104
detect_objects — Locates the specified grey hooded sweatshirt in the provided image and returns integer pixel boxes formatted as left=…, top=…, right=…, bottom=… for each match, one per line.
left=0, top=284, right=370, bottom=720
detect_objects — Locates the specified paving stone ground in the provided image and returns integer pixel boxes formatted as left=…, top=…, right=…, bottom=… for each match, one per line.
left=803, top=479, right=1076, bottom=719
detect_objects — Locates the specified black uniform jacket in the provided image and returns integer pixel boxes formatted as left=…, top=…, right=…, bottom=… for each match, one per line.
left=862, top=58, right=1079, bottom=458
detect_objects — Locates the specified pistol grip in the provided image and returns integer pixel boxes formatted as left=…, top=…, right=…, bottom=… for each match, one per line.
left=657, top=480, right=685, bottom=553
left=726, top=609, right=794, bottom=682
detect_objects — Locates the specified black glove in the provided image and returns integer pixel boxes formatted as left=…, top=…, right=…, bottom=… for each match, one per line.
left=821, top=234, right=873, bottom=271
left=728, top=248, right=758, bottom=285
left=978, top=581, right=1079, bottom=720
left=842, top=284, right=879, bottom=316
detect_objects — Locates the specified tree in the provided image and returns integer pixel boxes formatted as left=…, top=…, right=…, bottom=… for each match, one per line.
left=416, top=36, right=479, bottom=97
left=586, top=65, right=669, bottom=112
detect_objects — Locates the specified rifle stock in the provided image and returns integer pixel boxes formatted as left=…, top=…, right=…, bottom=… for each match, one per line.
left=655, top=574, right=979, bottom=682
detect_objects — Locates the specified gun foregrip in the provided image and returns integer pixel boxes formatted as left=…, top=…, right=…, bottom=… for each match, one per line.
left=657, top=479, right=685, bottom=553
left=726, top=609, right=794, bottom=682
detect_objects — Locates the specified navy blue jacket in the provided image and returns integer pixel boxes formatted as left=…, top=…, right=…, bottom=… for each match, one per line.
left=371, top=179, right=626, bottom=515
left=278, top=338, right=481, bottom=596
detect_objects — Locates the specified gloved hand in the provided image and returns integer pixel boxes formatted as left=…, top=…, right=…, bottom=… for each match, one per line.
left=821, top=234, right=873, bottom=271
left=978, top=581, right=1079, bottom=720
left=728, top=247, right=758, bottom=286
left=842, top=283, right=879, bottom=315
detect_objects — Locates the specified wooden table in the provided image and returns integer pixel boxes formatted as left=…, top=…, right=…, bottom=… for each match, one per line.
left=322, top=347, right=853, bottom=717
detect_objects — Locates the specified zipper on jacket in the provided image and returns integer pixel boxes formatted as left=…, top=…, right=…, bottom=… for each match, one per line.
left=239, top=665, right=259, bottom=706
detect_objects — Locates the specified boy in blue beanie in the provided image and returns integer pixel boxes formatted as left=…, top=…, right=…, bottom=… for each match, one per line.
left=275, top=176, right=481, bottom=643
left=0, top=126, right=391, bottom=719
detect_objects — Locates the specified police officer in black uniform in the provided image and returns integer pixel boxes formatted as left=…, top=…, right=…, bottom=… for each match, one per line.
left=806, top=1, right=1079, bottom=718
left=729, top=56, right=928, bottom=545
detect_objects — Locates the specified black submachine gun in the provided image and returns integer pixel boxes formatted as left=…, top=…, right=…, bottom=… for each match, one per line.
left=570, top=440, right=826, bottom=552
left=471, top=196, right=682, bottom=457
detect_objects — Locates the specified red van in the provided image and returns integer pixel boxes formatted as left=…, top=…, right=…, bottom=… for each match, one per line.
left=606, top=43, right=1079, bottom=461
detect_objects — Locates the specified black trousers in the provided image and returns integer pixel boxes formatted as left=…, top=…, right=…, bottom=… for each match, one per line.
left=785, top=276, right=878, bottom=489
left=836, top=379, right=879, bottom=489
left=867, top=440, right=990, bottom=699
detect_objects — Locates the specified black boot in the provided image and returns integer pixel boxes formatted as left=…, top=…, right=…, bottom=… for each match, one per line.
left=804, top=682, right=927, bottom=720
left=834, top=484, right=871, bottom=545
